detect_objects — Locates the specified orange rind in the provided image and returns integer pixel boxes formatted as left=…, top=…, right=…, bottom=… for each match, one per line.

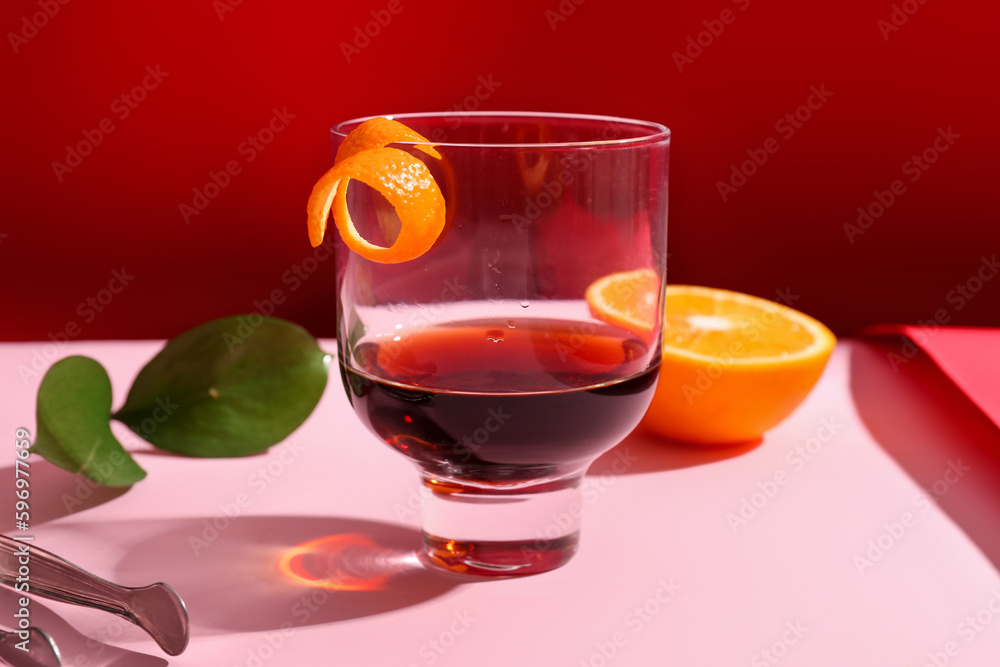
left=333, top=116, right=441, bottom=163
left=307, top=117, right=447, bottom=263
left=643, top=285, right=837, bottom=444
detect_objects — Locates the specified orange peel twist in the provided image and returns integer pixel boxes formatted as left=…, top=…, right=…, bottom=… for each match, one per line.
left=306, top=117, right=447, bottom=264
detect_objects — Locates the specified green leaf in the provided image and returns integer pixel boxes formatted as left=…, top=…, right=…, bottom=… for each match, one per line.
left=32, top=356, right=147, bottom=487
left=113, top=316, right=330, bottom=457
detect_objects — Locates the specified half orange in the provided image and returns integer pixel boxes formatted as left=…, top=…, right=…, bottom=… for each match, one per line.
left=586, top=277, right=837, bottom=444
left=645, top=285, right=836, bottom=444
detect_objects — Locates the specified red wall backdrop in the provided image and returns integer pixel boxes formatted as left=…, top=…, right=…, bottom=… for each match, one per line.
left=2, top=0, right=998, bottom=342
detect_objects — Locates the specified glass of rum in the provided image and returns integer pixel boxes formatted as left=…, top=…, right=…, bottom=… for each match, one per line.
left=335, top=112, right=670, bottom=576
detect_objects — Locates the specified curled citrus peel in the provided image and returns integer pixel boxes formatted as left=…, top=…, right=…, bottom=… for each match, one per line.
left=307, top=117, right=447, bottom=263
left=334, top=116, right=442, bottom=163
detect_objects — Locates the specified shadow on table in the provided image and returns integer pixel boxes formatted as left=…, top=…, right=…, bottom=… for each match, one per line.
left=589, top=426, right=761, bottom=476
left=0, top=461, right=130, bottom=532
left=70, top=515, right=466, bottom=635
left=849, top=340, right=1000, bottom=571
left=0, top=587, right=168, bottom=667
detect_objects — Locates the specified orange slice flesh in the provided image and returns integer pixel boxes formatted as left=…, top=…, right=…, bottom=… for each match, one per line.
left=647, top=285, right=837, bottom=444
left=584, top=268, right=660, bottom=340
left=660, top=286, right=835, bottom=364
left=306, top=117, right=446, bottom=263
left=586, top=278, right=837, bottom=443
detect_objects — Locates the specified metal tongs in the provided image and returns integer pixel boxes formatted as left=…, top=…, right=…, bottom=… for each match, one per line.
left=0, top=535, right=189, bottom=666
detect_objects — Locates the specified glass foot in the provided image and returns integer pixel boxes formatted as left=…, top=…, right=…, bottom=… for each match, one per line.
left=422, top=533, right=578, bottom=576
left=418, top=472, right=584, bottom=576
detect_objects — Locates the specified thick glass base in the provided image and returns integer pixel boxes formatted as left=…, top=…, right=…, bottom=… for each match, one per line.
left=422, top=533, right=579, bottom=576
left=418, top=472, right=584, bottom=577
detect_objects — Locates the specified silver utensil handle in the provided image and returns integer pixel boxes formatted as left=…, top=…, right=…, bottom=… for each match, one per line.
left=0, top=536, right=130, bottom=617
left=0, top=535, right=189, bottom=656
left=0, top=626, right=62, bottom=667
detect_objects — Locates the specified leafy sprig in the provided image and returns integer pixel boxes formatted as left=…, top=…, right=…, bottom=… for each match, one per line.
left=32, top=316, right=330, bottom=486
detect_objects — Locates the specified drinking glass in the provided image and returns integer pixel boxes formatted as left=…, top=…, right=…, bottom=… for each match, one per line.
left=334, top=112, right=669, bottom=576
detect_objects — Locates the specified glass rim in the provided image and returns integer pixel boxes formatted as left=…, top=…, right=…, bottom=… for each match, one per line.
left=331, top=111, right=671, bottom=148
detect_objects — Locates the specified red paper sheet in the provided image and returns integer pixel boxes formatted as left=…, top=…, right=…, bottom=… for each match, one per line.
left=862, top=325, right=1000, bottom=430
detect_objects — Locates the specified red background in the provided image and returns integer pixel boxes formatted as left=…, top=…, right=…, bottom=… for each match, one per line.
left=2, top=0, right=998, bottom=341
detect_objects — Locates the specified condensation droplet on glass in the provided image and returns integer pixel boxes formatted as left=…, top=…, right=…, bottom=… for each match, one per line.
left=520, top=300, right=529, bottom=308
left=507, top=320, right=516, bottom=328
left=486, top=329, right=504, bottom=343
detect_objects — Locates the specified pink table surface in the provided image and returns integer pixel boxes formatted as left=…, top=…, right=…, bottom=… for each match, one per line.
left=2, top=339, right=1000, bottom=667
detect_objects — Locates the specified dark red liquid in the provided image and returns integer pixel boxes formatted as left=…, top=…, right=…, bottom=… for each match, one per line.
left=340, top=318, right=658, bottom=483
